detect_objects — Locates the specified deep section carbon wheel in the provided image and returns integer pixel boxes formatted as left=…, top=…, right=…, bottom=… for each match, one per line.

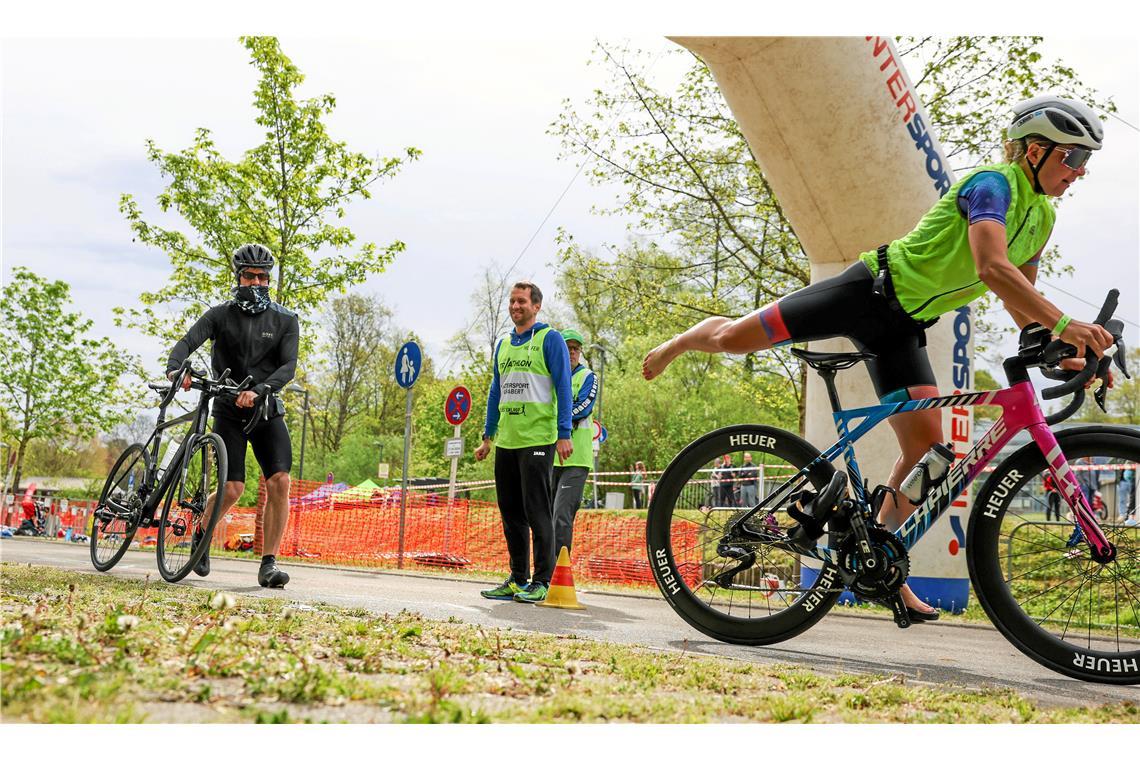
left=646, top=424, right=845, bottom=645
left=968, top=427, right=1140, bottom=685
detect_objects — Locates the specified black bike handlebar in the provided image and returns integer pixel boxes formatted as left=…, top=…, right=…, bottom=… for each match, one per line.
left=154, top=360, right=255, bottom=404
left=1035, top=289, right=1125, bottom=424
left=1039, top=289, right=1118, bottom=395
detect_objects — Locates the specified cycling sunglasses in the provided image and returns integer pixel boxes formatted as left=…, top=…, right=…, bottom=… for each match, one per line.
left=1055, top=145, right=1093, bottom=171
left=239, top=270, right=271, bottom=284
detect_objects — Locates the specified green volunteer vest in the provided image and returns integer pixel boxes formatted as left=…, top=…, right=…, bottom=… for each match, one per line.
left=494, top=327, right=557, bottom=449
left=556, top=363, right=595, bottom=470
left=859, top=162, right=1055, bottom=321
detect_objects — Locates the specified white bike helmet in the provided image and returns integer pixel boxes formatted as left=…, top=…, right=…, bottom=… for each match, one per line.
left=1008, top=95, right=1104, bottom=149
left=1008, top=96, right=1104, bottom=192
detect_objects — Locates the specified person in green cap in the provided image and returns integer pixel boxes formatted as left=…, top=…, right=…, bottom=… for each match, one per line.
left=551, top=329, right=599, bottom=555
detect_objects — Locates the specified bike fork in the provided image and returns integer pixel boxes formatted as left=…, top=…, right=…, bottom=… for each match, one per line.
left=1028, top=423, right=1115, bottom=561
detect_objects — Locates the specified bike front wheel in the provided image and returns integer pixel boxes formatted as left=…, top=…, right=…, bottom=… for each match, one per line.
left=646, top=424, right=844, bottom=646
left=90, top=443, right=149, bottom=572
left=968, top=427, right=1140, bottom=685
left=156, top=433, right=227, bottom=583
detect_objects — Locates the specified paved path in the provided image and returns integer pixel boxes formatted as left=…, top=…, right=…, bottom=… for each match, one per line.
left=3, top=538, right=1136, bottom=708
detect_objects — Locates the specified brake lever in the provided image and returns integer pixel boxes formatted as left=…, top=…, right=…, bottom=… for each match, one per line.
left=241, top=392, right=269, bottom=435
left=1114, top=340, right=1131, bottom=379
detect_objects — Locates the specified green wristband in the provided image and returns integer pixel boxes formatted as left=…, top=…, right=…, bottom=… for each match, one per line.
left=1053, top=314, right=1073, bottom=336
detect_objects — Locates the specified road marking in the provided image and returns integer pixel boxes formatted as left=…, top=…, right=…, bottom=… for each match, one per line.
left=444, top=603, right=483, bottom=614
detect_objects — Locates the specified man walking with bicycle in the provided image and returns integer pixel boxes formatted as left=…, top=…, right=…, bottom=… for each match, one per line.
left=166, top=244, right=299, bottom=588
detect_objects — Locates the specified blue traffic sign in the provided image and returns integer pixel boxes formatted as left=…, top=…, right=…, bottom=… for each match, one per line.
left=395, top=341, right=422, bottom=388
left=598, top=424, right=608, bottom=444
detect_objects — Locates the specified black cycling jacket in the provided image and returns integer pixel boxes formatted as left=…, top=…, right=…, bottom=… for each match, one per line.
left=166, top=301, right=299, bottom=419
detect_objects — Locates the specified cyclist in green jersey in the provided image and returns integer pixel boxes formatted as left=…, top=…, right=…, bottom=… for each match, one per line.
left=642, top=96, right=1115, bottom=620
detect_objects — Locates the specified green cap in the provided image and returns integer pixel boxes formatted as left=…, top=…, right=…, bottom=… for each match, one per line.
left=561, top=328, right=585, bottom=346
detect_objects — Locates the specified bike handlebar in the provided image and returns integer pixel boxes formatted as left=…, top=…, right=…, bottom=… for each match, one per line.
left=154, top=359, right=256, bottom=405
left=1027, top=289, right=1130, bottom=425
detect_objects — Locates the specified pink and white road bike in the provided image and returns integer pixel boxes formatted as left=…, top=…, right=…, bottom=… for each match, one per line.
left=648, top=291, right=1137, bottom=684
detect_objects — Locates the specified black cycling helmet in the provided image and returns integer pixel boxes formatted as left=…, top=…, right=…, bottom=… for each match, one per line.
left=232, top=243, right=276, bottom=273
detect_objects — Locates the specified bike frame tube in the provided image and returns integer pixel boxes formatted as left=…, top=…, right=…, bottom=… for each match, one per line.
left=780, top=380, right=1110, bottom=565
left=140, top=395, right=214, bottom=521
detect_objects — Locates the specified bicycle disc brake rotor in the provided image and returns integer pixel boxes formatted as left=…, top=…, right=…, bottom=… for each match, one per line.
left=839, top=527, right=910, bottom=600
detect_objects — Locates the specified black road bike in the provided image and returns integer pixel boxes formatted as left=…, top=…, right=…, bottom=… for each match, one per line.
left=90, top=361, right=254, bottom=582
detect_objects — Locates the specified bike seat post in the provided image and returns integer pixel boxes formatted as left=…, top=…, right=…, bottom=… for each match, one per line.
left=819, top=368, right=844, bottom=415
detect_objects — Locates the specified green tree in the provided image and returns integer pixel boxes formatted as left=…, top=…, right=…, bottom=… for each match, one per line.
left=117, top=36, right=420, bottom=356
left=0, top=268, right=140, bottom=490
left=304, top=293, right=400, bottom=453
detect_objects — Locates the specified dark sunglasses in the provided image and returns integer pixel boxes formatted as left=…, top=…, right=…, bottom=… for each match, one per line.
left=239, top=271, right=271, bottom=284
left=1055, top=145, right=1093, bottom=171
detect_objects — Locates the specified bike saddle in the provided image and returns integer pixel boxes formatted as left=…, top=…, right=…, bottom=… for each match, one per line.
left=790, top=347, right=878, bottom=372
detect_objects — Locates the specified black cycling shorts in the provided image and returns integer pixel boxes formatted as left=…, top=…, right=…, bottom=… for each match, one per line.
left=212, top=413, right=292, bottom=483
left=756, top=262, right=937, bottom=397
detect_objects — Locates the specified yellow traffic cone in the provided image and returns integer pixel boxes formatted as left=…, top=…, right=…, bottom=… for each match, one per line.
left=538, top=546, right=586, bottom=610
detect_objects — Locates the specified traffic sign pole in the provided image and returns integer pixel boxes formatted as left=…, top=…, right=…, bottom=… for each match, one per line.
left=399, top=386, right=412, bottom=569
left=394, top=340, right=422, bottom=570
left=447, top=423, right=461, bottom=503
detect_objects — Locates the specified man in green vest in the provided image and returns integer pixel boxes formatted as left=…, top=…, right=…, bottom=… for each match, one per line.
left=474, top=282, right=573, bottom=603
left=551, top=329, right=599, bottom=555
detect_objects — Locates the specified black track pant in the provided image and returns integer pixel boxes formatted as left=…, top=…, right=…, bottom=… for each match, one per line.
left=494, top=444, right=556, bottom=586
left=1046, top=491, right=1062, bottom=521
left=552, top=465, right=589, bottom=555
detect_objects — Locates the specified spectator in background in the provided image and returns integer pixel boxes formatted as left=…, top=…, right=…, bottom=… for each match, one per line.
left=1043, top=472, right=1061, bottom=521
left=631, top=461, right=648, bottom=510
left=738, top=452, right=760, bottom=508
left=473, top=282, right=572, bottom=604
left=1118, top=467, right=1135, bottom=525
left=551, top=329, right=597, bottom=555
left=713, top=454, right=736, bottom=509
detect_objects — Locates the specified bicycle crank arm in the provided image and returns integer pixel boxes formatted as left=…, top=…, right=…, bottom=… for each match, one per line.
left=848, top=513, right=880, bottom=571
left=885, top=592, right=910, bottom=629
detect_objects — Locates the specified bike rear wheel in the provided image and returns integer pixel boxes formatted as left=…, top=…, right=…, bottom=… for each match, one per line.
left=968, top=427, right=1140, bottom=685
left=646, top=424, right=844, bottom=645
left=90, top=443, right=149, bottom=572
left=156, top=433, right=227, bottom=583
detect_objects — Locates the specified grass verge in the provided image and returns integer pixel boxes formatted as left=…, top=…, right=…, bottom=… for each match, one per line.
left=2, top=562, right=1136, bottom=724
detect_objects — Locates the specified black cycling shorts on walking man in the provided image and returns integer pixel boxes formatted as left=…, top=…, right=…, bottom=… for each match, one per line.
left=165, top=243, right=299, bottom=589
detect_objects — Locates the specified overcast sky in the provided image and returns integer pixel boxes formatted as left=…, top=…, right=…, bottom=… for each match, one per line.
left=2, top=30, right=1137, bottom=384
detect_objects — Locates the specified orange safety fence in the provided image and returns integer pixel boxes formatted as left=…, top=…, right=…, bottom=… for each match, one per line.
left=200, top=476, right=701, bottom=588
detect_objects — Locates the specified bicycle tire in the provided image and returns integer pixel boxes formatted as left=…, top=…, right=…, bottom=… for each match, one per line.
left=646, top=424, right=843, bottom=645
left=968, top=426, right=1140, bottom=685
left=156, top=432, right=227, bottom=583
left=90, top=443, right=149, bottom=572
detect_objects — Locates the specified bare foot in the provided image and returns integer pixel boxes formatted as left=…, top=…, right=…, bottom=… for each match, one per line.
left=643, top=337, right=683, bottom=380
left=900, top=583, right=935, bottom=613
